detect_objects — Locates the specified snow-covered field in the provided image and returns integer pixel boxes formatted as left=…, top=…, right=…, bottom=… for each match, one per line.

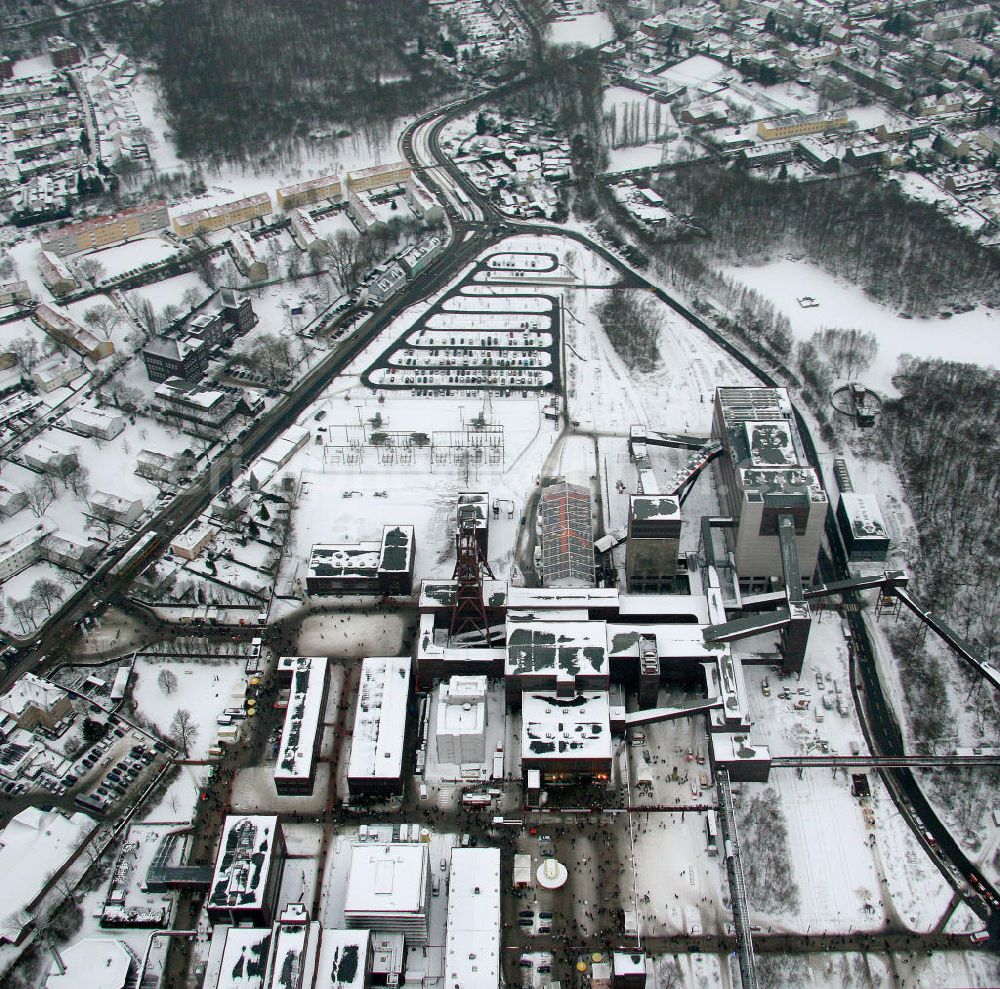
left=723, top=258, right=1000, bottom=391
left=83, top=235, right=180, bottom=277
left=130, top=656, right=249, bottom=759
left=546, top=11, right=615, bottom=47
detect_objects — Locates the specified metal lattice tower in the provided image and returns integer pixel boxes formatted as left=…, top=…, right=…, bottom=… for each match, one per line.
left=450, top=518, right=494, bottom=643
left=715, top=769, right=760, bottom=989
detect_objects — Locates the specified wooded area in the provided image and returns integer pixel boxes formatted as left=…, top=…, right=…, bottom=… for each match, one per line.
left=97, top=0, right=449, bottom=165
left=878, top=358, right=1000, bottom=661
left=654, top=166, right=1000, bottom=317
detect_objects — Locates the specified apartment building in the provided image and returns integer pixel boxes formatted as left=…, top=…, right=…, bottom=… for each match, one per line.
left=38, top=251, right=78, bottom=296
left=34, top=303, right=115, bottom=362
left=345, top=160, right=412, bottom=194
left=171, top=192, right=272, bottom=238
left=41, top=201, right=169, bottom=257
left=276, top=173, right=343, bottom=210
left=757, top=110, right=850, bottom=142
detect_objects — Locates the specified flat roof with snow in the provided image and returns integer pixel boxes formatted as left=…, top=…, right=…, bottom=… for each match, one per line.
left=314, top=929, right=369, bottom=989
left=444, top=847, right=501, bottom=989
left=213, top=926, right=273, bottom=989
left=274, top=657, right=328, bottom=786
left=506, top=619, right=608, bottom=681
left=521, top=690, right=612, bottom=763
left=208, top=816, right=281, bottom=913
left=838, top=492, right=887, bottom=541
left=344, top=841, right=428, bottom=917
left=347, top=657, right=411, bottom=785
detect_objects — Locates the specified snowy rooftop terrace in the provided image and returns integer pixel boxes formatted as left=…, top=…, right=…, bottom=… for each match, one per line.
left=521, top=690, right=612, bottom=763
left=347, top=657, right=412, bottom=784
left=275, top=657, right=328, bottom=785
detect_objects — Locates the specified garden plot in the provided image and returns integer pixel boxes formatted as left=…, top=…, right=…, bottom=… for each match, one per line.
left=442, top=294, right=552, bottom=313
left=130, top=655, right=249, bottom=759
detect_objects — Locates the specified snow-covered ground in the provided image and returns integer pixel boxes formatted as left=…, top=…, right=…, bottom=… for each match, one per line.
left=82, top=235, right=180, bottom=277
left=545, top=11, right=615, bottom=47
left=130, top=656, right=249, bottom=759
left=723, top=258, right=1000, bottom=392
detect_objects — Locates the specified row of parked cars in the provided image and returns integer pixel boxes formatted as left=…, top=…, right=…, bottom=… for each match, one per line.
left=74, top=738, right=165, bottom=815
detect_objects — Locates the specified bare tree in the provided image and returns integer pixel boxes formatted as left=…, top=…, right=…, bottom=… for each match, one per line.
left=26, top=478, right=57, bottom=518
left=62, top=463, right=91, bottom=498
left=8, top=336, right=40, bottom=377
left=31, top=578, right=65, bottom=616
left=158, top=669, right=178, bottom=695
left=83, top=303, right=122, bottom=340
left=10, top=598, right=38, bottom=633
left=252, top=333, right=294, bottom=385
left=75, top=257, right=106, bottom=286
left=170, top=708, right=198, bottom=756
left=324, top=229, right=368, bottom=294
left=131, top=295, right=158, bottom=340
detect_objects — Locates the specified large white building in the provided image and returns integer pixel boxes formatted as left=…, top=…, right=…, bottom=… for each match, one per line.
left=343, top=840, right=430, bottom=941
left=435, top=675, right=488, bottom=764
left=444, top=847, right=501, bottom=989
left=347, top=656, right=412, bottom=796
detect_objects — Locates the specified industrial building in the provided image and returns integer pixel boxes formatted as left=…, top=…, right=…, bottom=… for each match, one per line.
left=625, top=494, right=682, bottom=593
left=836, top=492, right=890, bottom=563
left=306, top=525, right=415, bottom=596
left=274, top=656, right=329, bottom=795
left=538, top=480, right=595, bottom=588
left=711, top=387, right=827, bottom=592
left=521, top=689, right=613, bottom=782
left=346, top=656, right=412, bottom=796
left=444, top=847, right=501, bottom=989
left=206, top=816, right=287, bottom=927
left=343, top=840, right=430, bottom=940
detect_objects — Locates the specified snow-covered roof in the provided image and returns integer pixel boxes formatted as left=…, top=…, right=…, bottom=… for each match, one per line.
left=275, top=657, right=328, bottom=784
left=0, top=671, right=68, bottom=719
left=209, top=816, right=281, bottom=913
left=347, top=657, right=411, bottom=784
left=214, top=925, right=273, bottom=989
left=0, top=807, right=94, bottom=943
left=343, top=841, right=428, bottom=917
left=444, top=848, right=501, bottom=989
left=45, top=937, right=133, bottom=989
left=313, top=929, right=368, bottom=989
left=838, top=492, right=888, bottom=541
left=521, top=690, right=612, bottom=763
left=505, top=619, right=608, bottom=682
